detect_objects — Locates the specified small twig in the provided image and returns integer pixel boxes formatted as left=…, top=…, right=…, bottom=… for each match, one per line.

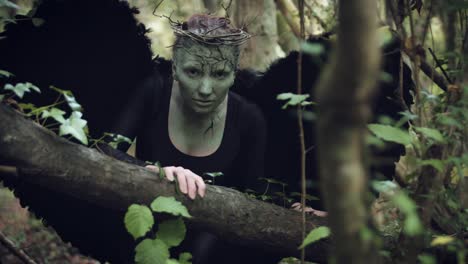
left=428, top=47, right=453, bottom=84
left=0, top=231, right=38, bottom=264
left=221, top=0, right=233, bottom=18
left=152, top=0, right=165, bottom=16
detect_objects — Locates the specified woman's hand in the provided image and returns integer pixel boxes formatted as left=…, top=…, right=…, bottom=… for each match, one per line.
left=146, top=165, right=206, bottom=200
left=291, top=202, right=328, bottom=217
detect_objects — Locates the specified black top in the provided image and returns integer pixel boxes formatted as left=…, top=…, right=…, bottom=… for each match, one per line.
left=111, top=60, right=274, bottom=264
left=113, top=59, right=267, bottom=191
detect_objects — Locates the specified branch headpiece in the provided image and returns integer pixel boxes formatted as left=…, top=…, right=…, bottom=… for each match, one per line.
left=171, top=14, right=251, bottom=46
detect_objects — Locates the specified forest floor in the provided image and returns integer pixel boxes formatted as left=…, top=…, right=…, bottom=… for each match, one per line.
left=0, top=186, right=99, bottom=264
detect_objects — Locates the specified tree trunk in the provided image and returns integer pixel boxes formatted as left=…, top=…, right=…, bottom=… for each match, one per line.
left=0, top=103, right=330, bottom=262
left=314, top=0, right=381, bottom=263
left=230, top=0, right=280, bottom=70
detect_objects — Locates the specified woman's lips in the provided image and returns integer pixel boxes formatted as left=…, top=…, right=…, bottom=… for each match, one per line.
left=193, top=99, right=213, bottom=106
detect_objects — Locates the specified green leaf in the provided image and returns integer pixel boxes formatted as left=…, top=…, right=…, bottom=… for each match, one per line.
left=63, top=93, right=82, bottom=111
left=166, top=259, right=180, bottom=264
left=0, top=69, right=14, bottom=77
left=391, top=192, right=423, bottom=236
left=276, top=93, right=315, bottom=109
left=41, top=108, right=66, bottom=123
left=259, top=177, right=288, bottom=186
left=50, top=86, right=82, bottom=111
left=18, top=103, right=36, bottom=111
left=301, top=42, right=324, bottom=55
left=150, top=196, right=191, bottom=218
left=203, top=172, right=224, bottom=178
left=0, top=0, right=20, bottom=9
left=298, top=226, right=330, bottom=249
left=156, top=218, right=186, bottom=247
left=404, top=214, right=423, bottom=236
left=32, top=18, right=45, bottom=27
left=4, top=82, right=41, bottom=98
left=178, top=252, right=192, bottom=264
left=0, top=94, right=4, bottom=101
left=414, top=127, right=445, bottom=143
left=124, top=204, right=154, bottom=240
left=392, top=192, right=417, bottom=214
left=104, top=133, right=133, bottom=149
left=430, top=235, right=455, bottom=247
left=418, top=254, right=436, bottom=264
left=135, top=239, right=169, bottom=264
left=59, top=111, right=88, bottom=145
left=371, top=180, right=398, bottom=194
left=420, top=159, right=445, bottom=173
left=368, top=124, right=411, bottom=145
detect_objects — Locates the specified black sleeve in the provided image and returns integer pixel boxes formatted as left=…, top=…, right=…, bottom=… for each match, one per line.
left=108, top=71, right=160, bottom=152
left=239, top=102, right=267, bottom=192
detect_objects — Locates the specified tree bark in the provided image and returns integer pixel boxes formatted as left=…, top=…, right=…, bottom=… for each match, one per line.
left=230, top=0, right=279, bottom=71
left=0, top=103, right=330, bottom=262
left=314, top=0, right=381, bottom=263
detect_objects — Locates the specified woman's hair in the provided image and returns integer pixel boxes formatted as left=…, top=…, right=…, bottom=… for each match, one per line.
left=171, top=14, right=250, bottom=68
left=172, top=14, right=250, bottom=46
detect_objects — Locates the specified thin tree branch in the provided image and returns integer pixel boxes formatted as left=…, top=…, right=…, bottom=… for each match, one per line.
left=0, top=231, right=38, bottom=264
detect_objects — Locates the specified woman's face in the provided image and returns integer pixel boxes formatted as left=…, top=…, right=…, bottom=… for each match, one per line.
left=173, top=42, right=237, bottom=115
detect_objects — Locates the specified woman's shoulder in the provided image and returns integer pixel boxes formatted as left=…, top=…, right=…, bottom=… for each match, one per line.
left=228, top=91, right=266, bottom=133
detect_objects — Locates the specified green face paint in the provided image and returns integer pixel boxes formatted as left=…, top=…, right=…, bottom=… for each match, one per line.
left=173, top=39, right=239, bottom=115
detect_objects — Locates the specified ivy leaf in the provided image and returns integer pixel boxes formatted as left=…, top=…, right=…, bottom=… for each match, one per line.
left=0, top=69, right=14, bottom=78
left=150, top=196, right=191, bottom=218
left=63, top=93, right=82, bottom=111
left=430, top=235, right=455, bottom=247
left=299, top=226, right=330, bottom=249
left=104, top=132, right=133, bottom=149
left=41, top=108, right=66, bottom=123
left=18, top=103, right=36, bottom=111
left=50, top=86, right=82, bottom=111
left=156, top=218, right=186, bottom=247
left=203, top=172, right=224, bottom=178
left=414, top=127, right=445, bottom=143
left=277, top=93, right=315, bottom=109
left=368, top=124, right=411, bottom=145
left=420, top=159, right=445, bottom=173
left=134, top=239, right=169, bottom=264
left=259, top=177, right=288, bottom=186
left=4, top=82, right=41, bottom=98
left=179, top=252, right=192, bottom=264
left=124, top=204, right=154, bottom=240
left=59, top=111, right=88, bottom=145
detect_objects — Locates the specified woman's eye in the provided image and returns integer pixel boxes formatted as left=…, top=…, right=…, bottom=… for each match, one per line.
left=213, top=71, right=228, bottom=79
left=185, top=68, right=200, bottom=77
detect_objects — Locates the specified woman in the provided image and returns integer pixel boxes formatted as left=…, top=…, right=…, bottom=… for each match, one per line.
left=113, top=14, right=271, bottom=263
left=116, top=14, right=266, bottom=200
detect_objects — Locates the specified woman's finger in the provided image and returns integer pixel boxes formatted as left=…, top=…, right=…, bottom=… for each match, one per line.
left=194, top=175, right=206, bottom=198
left=184, top=169, right=197, bottom=200
left=163, top=166, right=175, bottom=181
left=175, top=167, right=188, bottom=194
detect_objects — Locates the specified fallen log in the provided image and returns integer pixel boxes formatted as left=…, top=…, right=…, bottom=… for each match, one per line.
left=0, top=103, right=329, bottom=262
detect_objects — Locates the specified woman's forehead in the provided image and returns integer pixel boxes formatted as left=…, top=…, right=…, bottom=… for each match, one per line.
left=175, top=43, right=238, bottom=64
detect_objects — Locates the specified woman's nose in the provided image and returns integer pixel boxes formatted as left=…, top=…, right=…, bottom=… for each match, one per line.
left=198, top=78, right=213, bottom=97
